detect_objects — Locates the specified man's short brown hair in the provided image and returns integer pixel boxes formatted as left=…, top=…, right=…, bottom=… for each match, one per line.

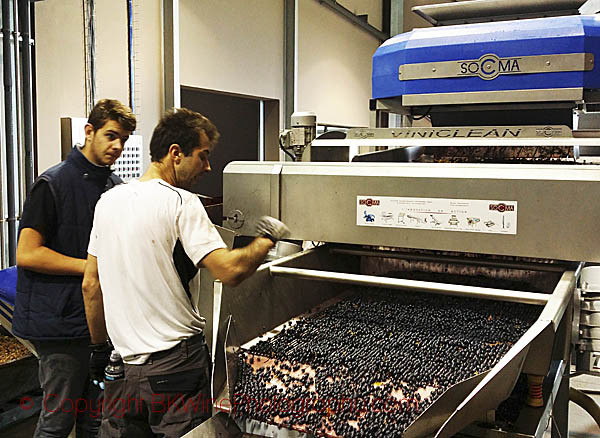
left=87, top=99, right=137, bottom=133
left=149, top=108, right=220, bottom=162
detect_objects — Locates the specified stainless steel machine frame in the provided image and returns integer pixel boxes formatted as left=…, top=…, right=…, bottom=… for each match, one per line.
left=187, top=1, right=600, bottom=433
left=184, top=143, right=600, bottom=438
left=186, top=243, right=579, bottom=438
left=223, top=160, right=600, bottom=262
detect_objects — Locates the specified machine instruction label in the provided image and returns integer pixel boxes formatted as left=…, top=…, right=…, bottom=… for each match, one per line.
left=357, top=196, right=517, bottom=235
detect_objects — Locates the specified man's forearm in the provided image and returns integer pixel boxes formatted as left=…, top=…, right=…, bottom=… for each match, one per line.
left=202, top=237, right=274, bottom=286
left=231, top=236, right=275, bottom=279
left=82, top=256, right=108, bottom=344
left=82, top=282, right=108, bottom=344
left=18, top=246, right=86, bottom=276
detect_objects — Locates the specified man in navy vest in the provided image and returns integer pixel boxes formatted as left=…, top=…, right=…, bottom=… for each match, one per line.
left=13, top=99, right=136, bottom=438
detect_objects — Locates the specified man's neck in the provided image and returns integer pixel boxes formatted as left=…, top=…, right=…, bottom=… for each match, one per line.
left=79, top=143, right=105, bottom=167
left=139, top=161, right=175, bottom=185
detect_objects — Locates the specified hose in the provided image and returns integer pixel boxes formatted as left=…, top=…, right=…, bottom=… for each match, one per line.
left=570, top=387, right=600, bottom=431
left=279, top=134, right=296, bottom=161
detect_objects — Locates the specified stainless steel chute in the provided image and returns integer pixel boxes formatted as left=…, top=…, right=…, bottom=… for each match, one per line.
left=183, top=240, right=581, bottom=437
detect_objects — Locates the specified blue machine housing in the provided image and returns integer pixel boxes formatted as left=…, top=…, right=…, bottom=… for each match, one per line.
left=372, top=15, right=600, bottom=100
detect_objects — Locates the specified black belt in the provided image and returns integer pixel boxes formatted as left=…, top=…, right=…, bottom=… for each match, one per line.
left=149, top=333, right=205, bottom=361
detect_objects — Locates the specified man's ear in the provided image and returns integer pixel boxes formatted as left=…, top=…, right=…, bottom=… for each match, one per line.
left=84, top=123, right=95, bottom=143
left=169, top=144, right=182, bottom=163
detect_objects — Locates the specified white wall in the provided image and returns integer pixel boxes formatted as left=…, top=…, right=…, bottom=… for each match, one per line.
left=34, top=0, right=382, bottom=172
left=95, top=2, right=129, bottom=104
left=298, top=0, right=381, bottom=127
left=34, top=0, right=163, bottom=173
left=130, top=0, right=163, bottom=171
left=35, top=0, right=86, bottom=171
left=179, top=0, right=284, bottom=103
left=180, top=0, right=381, bottom=128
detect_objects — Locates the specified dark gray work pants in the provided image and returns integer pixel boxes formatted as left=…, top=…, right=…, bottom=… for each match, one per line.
left=100, top=334, right=212, bottom=438
left=33, top=338, right=102, bottom=438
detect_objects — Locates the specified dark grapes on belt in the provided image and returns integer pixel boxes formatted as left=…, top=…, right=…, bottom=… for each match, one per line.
left=231, top=289, right=540, bottom=437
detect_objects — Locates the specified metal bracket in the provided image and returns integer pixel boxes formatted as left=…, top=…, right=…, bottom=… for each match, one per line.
left=270, top=163, right=283, bottom=219
left=572, top=287, right=582, bottom=347
left=211, top=280, right=223, bottom=401
left=224, top=210, right=245, bottom=230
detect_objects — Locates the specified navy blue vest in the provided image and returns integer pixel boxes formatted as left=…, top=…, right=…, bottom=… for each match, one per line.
left=13, top=147, right=121, bottom=340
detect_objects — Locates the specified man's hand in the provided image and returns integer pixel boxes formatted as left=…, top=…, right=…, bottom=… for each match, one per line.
left=89, top=342, right=112, bottom=386
left=255, top=216, right=290, bottom=243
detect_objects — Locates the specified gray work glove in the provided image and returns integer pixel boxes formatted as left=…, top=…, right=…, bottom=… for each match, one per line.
left=255, top=216, right=290, bottom=243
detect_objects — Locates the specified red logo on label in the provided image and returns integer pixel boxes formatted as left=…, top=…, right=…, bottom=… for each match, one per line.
left=359, top=198, right=380, bottom=206
left=489, top=203, right=514, bottom=213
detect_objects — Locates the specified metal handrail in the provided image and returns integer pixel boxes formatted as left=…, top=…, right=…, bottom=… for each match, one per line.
left=269, top=266, right=550, bottom=305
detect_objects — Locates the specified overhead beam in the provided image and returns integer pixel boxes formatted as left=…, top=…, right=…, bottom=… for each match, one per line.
left=317, top=0, right=390, bottom=41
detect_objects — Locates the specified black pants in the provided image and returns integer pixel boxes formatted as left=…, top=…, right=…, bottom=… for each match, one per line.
left=33, top=338, right=102, bottom=438
left=100, top=334, right=212, bottom=438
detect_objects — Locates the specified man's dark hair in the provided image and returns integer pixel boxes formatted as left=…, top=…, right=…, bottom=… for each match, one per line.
left=149, top=108, right=220, bottom=162
left=87, top=99, right=137, bottom=133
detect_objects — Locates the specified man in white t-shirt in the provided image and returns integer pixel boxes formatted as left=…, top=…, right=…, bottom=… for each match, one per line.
left=81, top=108, right=289, bottom=437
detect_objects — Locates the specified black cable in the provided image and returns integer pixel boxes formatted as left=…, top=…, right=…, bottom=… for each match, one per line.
left=279, top=135, right=296, bottom=161
left=410, top=106, right=432, bottom=121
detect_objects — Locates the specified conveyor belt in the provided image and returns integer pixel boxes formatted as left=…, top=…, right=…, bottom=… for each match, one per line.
left=230, top=289, right=541, bottom=437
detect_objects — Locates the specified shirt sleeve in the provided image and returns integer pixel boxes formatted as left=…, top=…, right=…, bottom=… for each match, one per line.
left=177, top=194, right=226, bottom=266
left=20, top=180, right=57, bottom=242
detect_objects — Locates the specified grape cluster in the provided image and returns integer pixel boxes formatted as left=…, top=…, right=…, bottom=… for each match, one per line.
left=232, top=289, right=540, bottom=437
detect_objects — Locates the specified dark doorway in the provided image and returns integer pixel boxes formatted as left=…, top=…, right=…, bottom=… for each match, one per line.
left=181, top=87, right=260, bottom=198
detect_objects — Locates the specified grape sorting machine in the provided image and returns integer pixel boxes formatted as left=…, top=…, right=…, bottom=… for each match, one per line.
left=186, top=4, right=600, bottom=438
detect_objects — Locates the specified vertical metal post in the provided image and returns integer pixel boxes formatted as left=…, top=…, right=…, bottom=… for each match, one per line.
left=552, top=374, right=569, bottom=438
left=370, top=109, right=389, bottom=129
left=551, top=301, right=572, bottom=438
left=2, top=0, right=18, bottom=266
left=390, top=0, right=403, bottom=36
left=0, top=28, right=6, bottom=269
left=284, top=0, right=295, bottom=129
left=18, top=0, right=34, bottom=193
left=163, top=0, right=180, bottom=110
left=127, top=0, right=135, bottom=113
left=259, top=100, right=265, bottom=161
left=382, top=0, right=391, bottom=37
left=391, top=0, right=408, bottom=128
left=12, top=0, right=25, bottom=213
left=83, top=0, right=96, bottom=113
left=211, top=280, right=223, bottom=401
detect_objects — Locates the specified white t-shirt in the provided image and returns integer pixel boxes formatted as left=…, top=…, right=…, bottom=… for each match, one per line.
left=88, top=179, right=226, bottom=364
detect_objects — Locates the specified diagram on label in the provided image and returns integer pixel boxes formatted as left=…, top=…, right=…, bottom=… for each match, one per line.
left=381, top=212, right=394, bottom=224
left=448, top=215, right=460, bottom=226
left=426, top=215, right=441, bottom=226
left=467, top=217, right=480, bottom=226
left=357, top=196, right=517, bottom=235
left=407, top=214, right=423, bottom=224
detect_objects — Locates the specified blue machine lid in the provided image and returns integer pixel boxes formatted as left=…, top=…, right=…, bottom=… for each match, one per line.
left=372, top=15, right=600, bottom=101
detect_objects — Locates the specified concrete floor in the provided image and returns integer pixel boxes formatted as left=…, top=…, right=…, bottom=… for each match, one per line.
left=2, top=377, right=599, bottom=438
